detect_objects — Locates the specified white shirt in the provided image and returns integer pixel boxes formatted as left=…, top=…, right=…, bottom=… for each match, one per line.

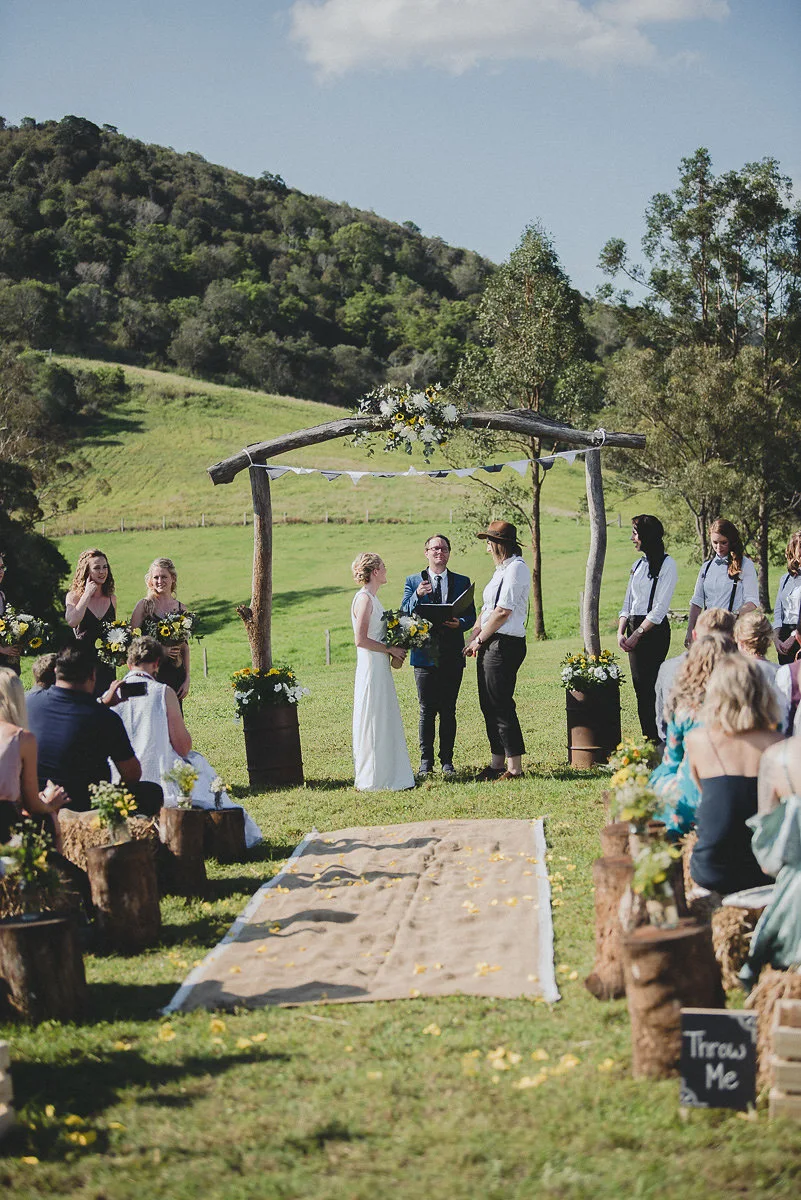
left=690, top=555, right=759, bottom=612
left=772, top=572, right=801, bottom=628
left=619, top=555, right=678, bottom=625
left=428, top=570, right=448, bottom=604
left=480, top=556, right=530, bottom=639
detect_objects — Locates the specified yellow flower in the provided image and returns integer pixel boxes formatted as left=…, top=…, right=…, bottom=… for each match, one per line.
left=421, top=1023, right=441, bottom=1036
left=64, top=1114, right=86, bottom=1126
left=157, top=1023, right=176, bottom=1041
left=30, top=638, right=42, bottom=649
left=21, top=1156, right=39, bottom=1165
left=209, top=1018, right=226, bottom=1035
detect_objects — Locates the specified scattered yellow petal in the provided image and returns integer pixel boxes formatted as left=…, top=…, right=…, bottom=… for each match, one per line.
left=229, top=965, right=242, bottom=975
left=21, top=1156, right=40, bottom=1164
left=236, top=1037, right=252, bottom=1049
left=413, top=963, right=427, bottom=975
left=344, top=1045, right=353, bottom=1053
left=422, top=896, right=431, bottom=902
left=409, top=988, right=421, bottom=998
left=507, top=1051, right=522, bottom=1065
left=569, top=971, right=579, bottom=981
left=113, top=1040, right=132, bottom=1052
left=269, top=925, right=281, bottom=934
left=557, top=964, right=571, bottom=975
left=527, top=974, right=539, bottom=983
left=366, top=1070, right=383, bottom=1080
left=433, top=962, right=443, bottom=970
left=157, top=1024, right=177, bottom=1042
left=597, top=1058, right=617, bottom=1072
left=553, top=899, right=563, bottom=907
left=566, top=864, right=577, bottom=871
left=211, top=1037, right=224, bottom=1046
left=559, top=1054, right=580, bottom=1069
left=505, top=897, right=518, bottom=907
left=523, top=870, right=533, bottom=876
left=531, top=1048, right=550, bottom=1061
left=209, top=1018, right=226, bottom=1034
left=251, top=1032, right=268, bottom=1043
left=490, top=899, right=498, bottom=907
left=513, top=1073, right=547, bottom=1090
left=256, top=946, right=267, bottom=955
left=491, top=1057, right=511, bottom=1070
left=421, top=1023, right=441, bottom=1037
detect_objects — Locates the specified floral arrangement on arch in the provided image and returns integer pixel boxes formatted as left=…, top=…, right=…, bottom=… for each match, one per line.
left=142, top=610, right=200, bottom=646
left=95, top=619, right=138, bottom=667
left=559, top=649, right=623, bottom=691
left=0, top=606, right=49, bottom=654
left=231, top=666, right=310, bottom=717
left=352, top=383, right=460, bottom=460
left=382, top=610, right=433, bottom=652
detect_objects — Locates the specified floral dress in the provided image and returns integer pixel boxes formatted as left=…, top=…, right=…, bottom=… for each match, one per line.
left=649, top=709, right=701, bottom=838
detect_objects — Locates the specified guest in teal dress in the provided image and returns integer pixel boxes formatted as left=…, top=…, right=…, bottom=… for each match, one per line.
left=650, top=631, right=736, bottom=838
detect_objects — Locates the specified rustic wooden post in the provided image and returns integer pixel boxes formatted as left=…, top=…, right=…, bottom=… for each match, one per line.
left=159, top=809, right=207, bottom=897
left=583, top=448, right=606, bottom=656
left=235, top=466, right=273, bottom=670
left=86, top=840, right=161, bottom=951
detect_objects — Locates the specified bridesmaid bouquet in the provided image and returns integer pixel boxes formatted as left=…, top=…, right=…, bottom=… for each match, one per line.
left=143, top=610, right=200, bottom=646
left=382, top=610, right=433, bottom=651
left=95, top=619, right=137, bottom=667
left=0, top=606, right=49, bottom=654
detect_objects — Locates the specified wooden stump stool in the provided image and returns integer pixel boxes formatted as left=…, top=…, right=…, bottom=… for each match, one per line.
left=204, top=808, right=246, bottom=863
left=599, top=821, right=630, bottom=858
left=622, top=918, right=724, bottom=1078
left=585, top=855, right=634, bottom=1000
left=0, top=916, right=86, bottom=1024
left=86, top=839, right=161, bottom=952
left=159, top=808, right=207, bottom=897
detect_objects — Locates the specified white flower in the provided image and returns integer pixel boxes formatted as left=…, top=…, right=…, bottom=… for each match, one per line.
left=379, top=399, right=393, bottom=417
left=410, top=392, right=427, bottom=410
left=592, top=666, right=607, bottom=680
left=420, top=427, right=436, bottom=443
left=442, top=404, right=458, bottom=423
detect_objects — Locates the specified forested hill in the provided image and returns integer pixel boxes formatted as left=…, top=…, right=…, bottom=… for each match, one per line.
left=0, top=115, right=494, bottom=403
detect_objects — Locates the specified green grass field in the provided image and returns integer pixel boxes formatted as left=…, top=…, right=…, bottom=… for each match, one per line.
left=3, top=371, right=799, bottom=1198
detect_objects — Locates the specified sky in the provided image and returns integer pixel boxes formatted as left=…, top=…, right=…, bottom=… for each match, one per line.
left=1, top=0, right=799, bottom=295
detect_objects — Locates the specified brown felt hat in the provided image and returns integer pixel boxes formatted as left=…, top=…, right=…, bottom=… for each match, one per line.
left=477, top=520, right=519, bottom=545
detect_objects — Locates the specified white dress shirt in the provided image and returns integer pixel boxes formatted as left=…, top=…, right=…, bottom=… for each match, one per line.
left=690, top=555, right=759, bottom=612
left=428, top=570, right=448, bottom=604
left=619, top=555, right=678, bottom=625
left=480, top=556, right=530, bottom=638
left=772, top=572, right=801, bottom=628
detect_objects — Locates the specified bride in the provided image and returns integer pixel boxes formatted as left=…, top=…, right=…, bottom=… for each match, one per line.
left=351, top=553, right=414, bottom=791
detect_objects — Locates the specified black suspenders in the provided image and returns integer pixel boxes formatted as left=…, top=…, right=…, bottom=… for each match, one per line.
left=633, top=556, right=665, bottom=617
left=701, top=558, right=739, bottom=612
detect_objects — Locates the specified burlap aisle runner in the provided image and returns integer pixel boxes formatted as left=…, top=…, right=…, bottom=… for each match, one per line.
left=165, top=818, right=559, bottom=1012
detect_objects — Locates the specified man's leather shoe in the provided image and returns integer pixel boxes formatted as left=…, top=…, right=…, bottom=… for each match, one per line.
left=476, top=766, right=504, bottom=781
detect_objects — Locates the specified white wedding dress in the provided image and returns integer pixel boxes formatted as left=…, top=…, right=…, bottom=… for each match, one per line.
left=351, top=589, right=414, bottom=791
left=110, top=670, right=263, bottom=847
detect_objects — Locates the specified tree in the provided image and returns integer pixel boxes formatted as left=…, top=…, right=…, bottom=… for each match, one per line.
left=453, top=225, right=601, bottom=639
left=600, top=150, right=801, bottom=602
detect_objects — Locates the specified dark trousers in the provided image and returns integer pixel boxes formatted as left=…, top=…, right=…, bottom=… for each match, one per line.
left=777, top=623, right=798, bottom=667
left=477, top=635, right=527, bottom=758
left=627, top=616, right=671, bottom=743
left=129, top=781, right=164, bottom=816
left=414, top=662, right=464, bottom=767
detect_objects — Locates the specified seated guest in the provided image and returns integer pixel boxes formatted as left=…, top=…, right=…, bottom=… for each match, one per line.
left=651, top=632, right=736, bottom=837
left=686, top=655, right=782, bottom=897
left=26, top=644, right=162, bottom=816
left=654, top=608, right=735, bottom=744
left=738, top=726, right=801, bottom=989
left=26, top=653, right=58, bottom=698
left=113, top=637, right=262, bottom=846
left=735, top=608, right=789, bottom=730
left=0, top=668, right=68, bottom=842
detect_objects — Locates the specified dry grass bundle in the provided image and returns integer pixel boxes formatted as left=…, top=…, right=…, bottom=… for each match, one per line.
left=711, top=905, right=760, bottom=991
left=744, top=965, right=801, bottom=1092
left=59, top=810, right=158, bottom=873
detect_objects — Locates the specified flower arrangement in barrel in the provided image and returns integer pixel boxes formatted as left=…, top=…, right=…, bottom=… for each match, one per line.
left=0, top=607, right=49, bottom=655
left=559, top=648, right=623, bottom=691
left=353, top=383, right=460, bottom=460
left=231, top=665, right=310, bottom=717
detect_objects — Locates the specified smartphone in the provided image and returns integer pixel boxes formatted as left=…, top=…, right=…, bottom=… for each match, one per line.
left=119, top=680, right=147, bottom=699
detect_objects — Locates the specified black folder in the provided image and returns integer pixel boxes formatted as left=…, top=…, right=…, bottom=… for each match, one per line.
left=416, top=582, right=475, bottom=625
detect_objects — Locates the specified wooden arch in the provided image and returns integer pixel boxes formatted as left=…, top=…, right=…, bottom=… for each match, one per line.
left=207, top=410, right=646, bottom=668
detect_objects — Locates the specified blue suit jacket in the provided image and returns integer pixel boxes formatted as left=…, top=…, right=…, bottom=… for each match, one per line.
left=400, top=569, right=475, bottom=669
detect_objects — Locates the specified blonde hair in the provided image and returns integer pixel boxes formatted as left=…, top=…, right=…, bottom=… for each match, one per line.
left=668, top=632, right=736, bottom=721
left=701, top=654, right=780, bottom=734
left=0, top=667, right=27, bottom=727
left=695, top=607, right=736, bottom=637
left=352, top=553, right=383, bottom=584
left=734, top=608, right=773, bottom=657
left=145, top=558, right=178, bottom=596
left=68, top=548, right=115, bottom=599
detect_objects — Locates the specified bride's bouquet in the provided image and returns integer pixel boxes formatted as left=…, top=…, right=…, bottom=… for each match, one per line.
left=382, top=610, right=433, bottom=652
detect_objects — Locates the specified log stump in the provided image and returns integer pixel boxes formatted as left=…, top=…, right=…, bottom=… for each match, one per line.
left=204, top=808, right=246, bottom=863
left=0, top=915, right=86, bottom=1024
left=86, top=840, right=161, bottom=952
left=585, top=855, right=634, bottom=1001
left=599, top=822, right=630, bottom=858
left=159, top=808, right=207, bottom=897
left=622, top=918, right=724, bottom=1078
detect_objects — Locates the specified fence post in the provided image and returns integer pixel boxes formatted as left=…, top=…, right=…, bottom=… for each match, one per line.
left=162, top=515, right=166, bottom=530
left=366, top=510, right=369, bottom=523
left=325, top=629, right=331, bottom=666
left=243, top=511, right=247, bottom=526
left=203, top=646, right=208, bottom=678
left=201, top=513, right=205, bottom=528
left=449, top=510, right=453, bottom=523
left=120, top=517, right=124, bottom=533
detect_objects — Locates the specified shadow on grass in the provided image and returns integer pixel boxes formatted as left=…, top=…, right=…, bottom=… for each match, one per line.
left=285, top=1119, right=370, bottom=1155
left=273, top=585, right=352, bottom=614
left=77, top=410, right=145, bottom=446
left=544, top=766, right=609, bottom=783
left=193, top=596, right=244, bottom=637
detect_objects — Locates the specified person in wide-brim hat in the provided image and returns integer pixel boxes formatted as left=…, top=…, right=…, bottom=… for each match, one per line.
left=464, top=519, right=530, bottom=780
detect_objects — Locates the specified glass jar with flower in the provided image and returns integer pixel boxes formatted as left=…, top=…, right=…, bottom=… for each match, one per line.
left=632, top=840, right=682, bottom=928
left=561, top=649, right=624, bottom=768
left=89, top=780, right=137, bottom=843
left=163, top=760, right=200, bottom=809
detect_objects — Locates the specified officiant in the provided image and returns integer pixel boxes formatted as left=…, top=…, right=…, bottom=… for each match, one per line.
left=400, top=534, right=475, bottom=777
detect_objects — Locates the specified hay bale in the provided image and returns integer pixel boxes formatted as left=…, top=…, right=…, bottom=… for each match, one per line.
left=745, top=966, right=801, bottom=1092
left=681, top=830, right=697, bottom=895
left=711, top=905, right=760, bottom=991
left=59, top=810, right=158, bottom=873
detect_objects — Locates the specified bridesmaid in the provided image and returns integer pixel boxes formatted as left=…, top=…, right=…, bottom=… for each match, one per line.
left=772, top=531, right=801, bottom=665
left=0, top=549, right=22, bottom=675
left=131, top=558, right=190, bottom=701
left=65, top=547, right=117, bottom=696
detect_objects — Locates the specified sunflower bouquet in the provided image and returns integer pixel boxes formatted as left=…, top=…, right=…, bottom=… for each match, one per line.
left=142, top=610, right=200, bottom=646
left=382, top=610, right=433, bottom=652
left=0, top=606, right=49, bottom=655
left=95, top=619, right=138, bottom=667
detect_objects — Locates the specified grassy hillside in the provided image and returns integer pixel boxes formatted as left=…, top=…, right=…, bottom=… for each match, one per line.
left=48, top=357, right=653, bottom=543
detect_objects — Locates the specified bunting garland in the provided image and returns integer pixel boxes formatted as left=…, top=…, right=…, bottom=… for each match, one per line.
left=250, top=448, right=588, bottom=486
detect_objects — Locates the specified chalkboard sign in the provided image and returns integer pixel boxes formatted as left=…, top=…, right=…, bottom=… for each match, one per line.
left=680, top=1008, right=757, bottom=1110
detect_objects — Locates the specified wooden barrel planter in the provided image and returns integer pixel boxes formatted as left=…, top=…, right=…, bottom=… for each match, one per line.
left=566, top=684, right=622, bottom=768
left=243, top=703, right=304, bottom=789
left=0, top=915, right=86, bottom=1024
left=622, top=918, right=724, bottom=1079
left=86, top=839, right=161, bottom=952
left=158, top=808, right=207, bottom=897
left=204, top=808, right=246, bottom=863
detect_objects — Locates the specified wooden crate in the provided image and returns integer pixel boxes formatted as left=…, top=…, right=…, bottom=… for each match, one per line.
left=769, top=1087, right=801, bottom=1121
left=772, top=1056, right=801, bottom=1093
left=772, top=999, right=801, bottom=1061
